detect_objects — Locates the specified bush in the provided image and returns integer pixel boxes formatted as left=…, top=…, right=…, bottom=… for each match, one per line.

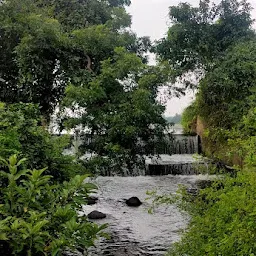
left=156, top=170, right=256, bottom=256
left=0, top=155, right=107, bottom=256
left=181, top=102, right=197, bottom=135
left=0, top=102, right=85, bottom=181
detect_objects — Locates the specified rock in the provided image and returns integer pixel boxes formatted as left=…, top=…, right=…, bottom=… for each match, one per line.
left=186, top=188, right=198, bottom=196
left=86, top=196, right=98, bottom=205
left=196, top=179, right=213, bottom=189
left=126, top=197, right=142, bottom=207
left=87, top=210, right=106, bottom=219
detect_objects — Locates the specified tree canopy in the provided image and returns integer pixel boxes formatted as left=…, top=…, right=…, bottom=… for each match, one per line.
left=62, top=47, right=167, bottom=173
left=155, top=0, right=254, bottom=87
left=0, top=0, right=149, bottom=120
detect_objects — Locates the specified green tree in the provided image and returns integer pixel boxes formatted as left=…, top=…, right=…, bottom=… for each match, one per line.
left=0, top=0, right=147, bottom=121
left=0, top=102, right=83, bottom=181
left=62, top=47, right=168, bottom=174
left=155, top=0, right=254, bottom=87
left=197, top=41, right=256, bottom=128
left=181, top=103, right=197, bottom=134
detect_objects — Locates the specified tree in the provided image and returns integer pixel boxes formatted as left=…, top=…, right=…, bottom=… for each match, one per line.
left=62, top=47, right=168, bottom=174
left=155, top=0, right=254, bottom=87
left=196, top=41, right=256, bottom=129
left=0, top=102, right=84, bottom=181
left=0, top=0, right=146, bottom=121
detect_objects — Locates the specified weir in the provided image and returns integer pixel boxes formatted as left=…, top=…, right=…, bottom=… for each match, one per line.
left=153, top=134, right=200, bottom=155
left=73, top=134, right=206, bottom=256
left=145, top=134, right=202, bottom=176
left=65, top=133, right=202, bottom=176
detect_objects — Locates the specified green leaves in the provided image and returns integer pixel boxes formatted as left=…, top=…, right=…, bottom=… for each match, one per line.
left=160, top=171, right=256, bottom=256
left=0, top=155, right=105, bottom=255
left=156, top=0, right=254, bottom=86
left=63, top=47, right=167, bottom=174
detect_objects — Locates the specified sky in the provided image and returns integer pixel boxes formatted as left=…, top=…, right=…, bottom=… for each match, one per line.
left=127, top=0, right=256, bottom=116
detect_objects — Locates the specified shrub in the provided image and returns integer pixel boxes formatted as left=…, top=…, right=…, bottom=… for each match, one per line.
left=181, top=102, right=197, bottom=135
left=155, top=170, right=256, bottom=256
left=0, top=103, right=85, bottom=181
left=0, top=155, right=107, bottom=256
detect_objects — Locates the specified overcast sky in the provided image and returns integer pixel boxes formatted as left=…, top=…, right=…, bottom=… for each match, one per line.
left=127, top=0, right=256, bottom=116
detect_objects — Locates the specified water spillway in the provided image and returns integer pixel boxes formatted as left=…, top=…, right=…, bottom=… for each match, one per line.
left=146, top=134, right=202, bottom=176
left=154, top=134, right=200, bottom=155
left=66, top=132, right=207, bottom=255
left=66, top=134, right=201, bottom=176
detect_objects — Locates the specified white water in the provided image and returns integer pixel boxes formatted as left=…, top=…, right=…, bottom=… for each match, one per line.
left=82, top=174, right=210, bottom=256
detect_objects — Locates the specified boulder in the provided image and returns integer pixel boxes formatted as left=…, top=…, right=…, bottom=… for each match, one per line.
left=126, top=197, right=142, bottom=207
left=87, top=210, right=106, bottom=219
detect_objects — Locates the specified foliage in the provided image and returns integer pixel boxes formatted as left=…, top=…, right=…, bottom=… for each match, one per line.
left=63, top=47, right=168, bottom=174
left=155, top=0, right=254, bottom=87
left=0, top=0, right=148, bottom=120
left=181, top=102, right=197, bottom=134
left=181, top=40, right=256, bottom=165
left=163, top=170, right=256, bottom=256
left=196, top=41, right=256, bottom=129
left=0, top=155, right=107, bottom=256
left=0, top=102, right=84, bottom=181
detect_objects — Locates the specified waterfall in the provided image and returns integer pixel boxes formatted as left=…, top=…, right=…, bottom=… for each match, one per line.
left=145, top=134, right=203, bottom=176
left=154, top=134, right=200, bottom=155
left=65, top=133, right=204, bottom=176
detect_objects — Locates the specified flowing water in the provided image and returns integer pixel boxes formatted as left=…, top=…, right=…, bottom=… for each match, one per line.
left=82, top=174, right=209, bottom=256
left=66, top=131, right=208, bottom=255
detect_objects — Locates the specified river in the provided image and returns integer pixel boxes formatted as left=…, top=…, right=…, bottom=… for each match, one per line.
left=65, top=132, right=206, bottom=255
left=83, top=173, right=209, bottom=256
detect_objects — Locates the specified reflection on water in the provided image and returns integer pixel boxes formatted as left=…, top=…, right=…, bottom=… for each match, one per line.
left=83, top=174, right=210, bottom=256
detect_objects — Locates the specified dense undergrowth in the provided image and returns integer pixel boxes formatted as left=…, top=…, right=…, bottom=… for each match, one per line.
left=165, top=169, right=256, bottom=256
left=0, top=155, right=107, bottom=256
left=0, top=103, right=108, bottom=255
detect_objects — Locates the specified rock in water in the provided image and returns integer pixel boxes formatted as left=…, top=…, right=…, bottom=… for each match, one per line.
left=126, top=197, right=142, bottom=207
left=88, top=210, right=106, bottom=219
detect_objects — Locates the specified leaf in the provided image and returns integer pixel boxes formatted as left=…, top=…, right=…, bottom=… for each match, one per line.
left=14, top=169, right=30, bottom=180
left=16, top=158, right=27, bottom=167
left=0, top=233, right=8, bottom=241
left=51, top=247, right=61, bottom=256
left=9, top=154, right=18, bottom=166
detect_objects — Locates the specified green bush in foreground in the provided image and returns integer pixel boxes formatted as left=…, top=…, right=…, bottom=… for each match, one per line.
left=165, top=170, right=256, bottom=256
left=0, top=155, right=107, bottom=256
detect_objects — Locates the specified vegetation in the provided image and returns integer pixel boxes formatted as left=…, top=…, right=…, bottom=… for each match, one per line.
left=181, top=103, right=197, bottom=135
left=0, top=102, right=84, bottom=181
left=155, top=0, right=254, bottom=88
left=153, top=0, right=256, bottom=255
left=2, top=0, right=256, bottom=255
left=0, top=155, right=107, bottom=256
left=165, top=114, right=181, bottom=124
left=0, top=0, right=169, bottom=254
left=0, top=0, right=148, bottom=121
left=149, top=168, right=256, bottom=256
left=63, top=47, right=168, bottom=174
left=166, top=0, right=256, bottom=165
